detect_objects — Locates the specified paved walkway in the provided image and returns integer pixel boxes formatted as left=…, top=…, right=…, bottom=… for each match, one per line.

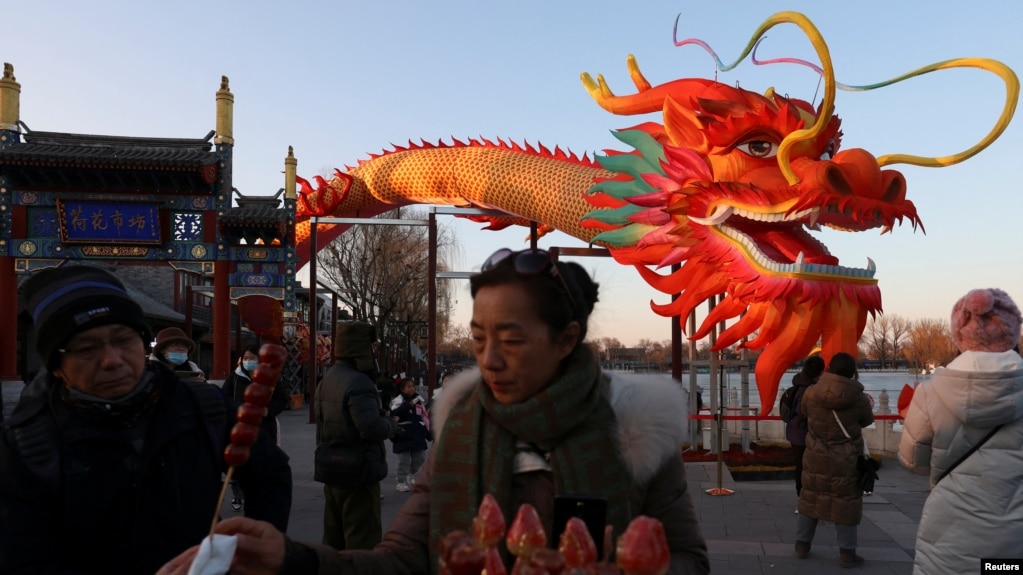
left=266, top=407, right=930, bottom=574
left=3, top=381, right=929, bottom=573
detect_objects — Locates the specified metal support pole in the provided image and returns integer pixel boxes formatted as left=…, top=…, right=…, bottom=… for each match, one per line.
left=427, top=211, right=437, bottom=399
left=688, top=311, right=699, bottom=449
left=307, top=219, right=318, bottom=424
left=740, top=343, right=752, bottom=453
left=705, top=293, right=734, bottom=496
left=708, top=298, right=719, bottom=455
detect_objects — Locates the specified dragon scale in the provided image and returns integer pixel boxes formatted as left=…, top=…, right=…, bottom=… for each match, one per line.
left=294, top=145, right=611, bottom=257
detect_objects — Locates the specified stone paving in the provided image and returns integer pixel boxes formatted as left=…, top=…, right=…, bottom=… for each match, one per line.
left=269, top=407, right=930, bottom=574
left=2, top=381, right=932, bottom=574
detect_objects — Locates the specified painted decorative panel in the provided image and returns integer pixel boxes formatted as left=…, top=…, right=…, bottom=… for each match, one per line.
left=56, top=200, right=162, bottom=244
left=174, top=213, right=203, bottom=241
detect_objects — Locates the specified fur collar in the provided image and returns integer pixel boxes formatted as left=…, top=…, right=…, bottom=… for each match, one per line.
left=431, top=368, right=688, bottom=484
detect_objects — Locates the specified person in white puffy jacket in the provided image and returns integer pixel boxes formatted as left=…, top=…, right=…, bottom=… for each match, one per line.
left=899, top=288, right=1023, bottom=575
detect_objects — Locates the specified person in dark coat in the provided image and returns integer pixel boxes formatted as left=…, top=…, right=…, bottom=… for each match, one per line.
left=785, top=355, right=825, bottom=501
left=314, top=321, right=399, bottom=550
left=223, top=343, right=290, bottom=443
left=222, top=343, right=290, bottom=510
left=0, top=265, right=292, bottom=575
left=150, top=326, right=205, bottom=380
left=388, top=377, right=431, bottom=491
left=795, top=351, right=874, bottom=568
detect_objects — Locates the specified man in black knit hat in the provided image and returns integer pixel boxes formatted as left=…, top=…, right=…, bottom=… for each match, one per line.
left=0, top=265, right=293, bottom=574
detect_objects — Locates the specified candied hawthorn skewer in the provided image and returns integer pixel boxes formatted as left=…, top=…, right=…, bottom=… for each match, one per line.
left=223, top=353, right=283, bottom=467
left=209, top=343, right=286, bottom=538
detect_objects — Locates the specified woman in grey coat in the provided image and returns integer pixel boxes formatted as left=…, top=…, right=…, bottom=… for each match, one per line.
left=900, top=288, right=1023, bottom=574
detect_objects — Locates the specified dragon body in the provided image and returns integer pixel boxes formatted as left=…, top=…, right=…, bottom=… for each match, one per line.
left=293, top=12, right=1017, bottom=411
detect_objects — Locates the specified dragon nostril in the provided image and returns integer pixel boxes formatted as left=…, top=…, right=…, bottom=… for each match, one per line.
left=881, top=172, right=907, bottom=203
left=825, top=165, right=853, bottom=195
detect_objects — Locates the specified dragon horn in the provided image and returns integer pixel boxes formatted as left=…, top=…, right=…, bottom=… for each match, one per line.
left=875, top=58, right=1019, bottom=169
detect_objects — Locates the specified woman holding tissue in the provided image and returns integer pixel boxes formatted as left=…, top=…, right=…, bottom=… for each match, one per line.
left=159, top=247, right=709, bottom=575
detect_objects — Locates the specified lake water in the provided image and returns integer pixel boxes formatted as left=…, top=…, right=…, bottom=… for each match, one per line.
left=611, top=369, right=920, bottom=429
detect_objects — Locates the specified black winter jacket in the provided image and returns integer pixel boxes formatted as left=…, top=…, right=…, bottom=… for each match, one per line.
left=389, top=393, right=430, bottom=453
left=0, top=363, right=293, bottom=575
left=314, top=361, right=397, bottom=485
left=784, top=371, right=815, bottom=446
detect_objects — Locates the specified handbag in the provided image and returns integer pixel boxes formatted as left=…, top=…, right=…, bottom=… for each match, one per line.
left=833, top=410, right=879, bottom=492
left=314, top=440, right=387, bottom=487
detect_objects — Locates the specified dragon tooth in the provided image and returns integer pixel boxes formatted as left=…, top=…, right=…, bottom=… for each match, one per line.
left=795, top=251, right=805, bottom=267
left=867, top=257, right=876, bottom=273
left=687, top=205, right=733, bottom=226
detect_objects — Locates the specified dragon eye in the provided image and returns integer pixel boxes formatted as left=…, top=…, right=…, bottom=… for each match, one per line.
left=736, top=140, right=778, bottom=159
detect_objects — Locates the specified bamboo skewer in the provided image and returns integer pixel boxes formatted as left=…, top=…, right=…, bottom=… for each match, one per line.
left=209, top=466, right=237, bottom=540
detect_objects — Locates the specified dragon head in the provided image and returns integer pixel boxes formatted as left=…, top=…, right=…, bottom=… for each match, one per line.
left=579, top=11, right=1017, bottom=411
left=583, top=79, right=920, bottom=409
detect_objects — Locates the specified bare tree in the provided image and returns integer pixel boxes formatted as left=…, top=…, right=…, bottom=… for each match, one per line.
left=862, top=314, right=893, bottom=369
left=642, top=339, right=671, bottom=370
left=593, top=337, right=623, bottom=363
left=903, top=318, right=958, bottom=371
left=437, top=323, right=474, bottom=368
left=697, top=340, right=715, bottom=361
left=889, top=314, right=911, bottom=366
left=316, top=208, right=459, bottom=373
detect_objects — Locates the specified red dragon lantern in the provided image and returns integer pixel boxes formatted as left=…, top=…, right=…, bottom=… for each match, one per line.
left=291, top=12, right=1018, bottom=411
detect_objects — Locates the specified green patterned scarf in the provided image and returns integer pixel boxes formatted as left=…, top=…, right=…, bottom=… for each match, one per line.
left=429, top=345, right=632, bottom=569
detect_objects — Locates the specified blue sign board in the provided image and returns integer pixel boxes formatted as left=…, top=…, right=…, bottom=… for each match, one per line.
left=56, top=200, right=163, bottom=244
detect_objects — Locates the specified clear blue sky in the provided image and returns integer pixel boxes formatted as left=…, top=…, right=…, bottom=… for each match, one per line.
left=6, top=1, right=1021, bottom=347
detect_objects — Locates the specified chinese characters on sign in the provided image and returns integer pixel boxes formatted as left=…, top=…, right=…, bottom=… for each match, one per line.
left=56, top=200, right=163, bottom=244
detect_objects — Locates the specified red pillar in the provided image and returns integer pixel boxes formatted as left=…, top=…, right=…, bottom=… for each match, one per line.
left=213, top=263, right=230, bottom=380
left=0, top=256, right=17, bottom=379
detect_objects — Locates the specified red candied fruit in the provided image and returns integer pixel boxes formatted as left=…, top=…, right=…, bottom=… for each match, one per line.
left=243, top=383, right=273, bottom=407
left=237, top=403, right=264, bottom=425
left=229, top=422, right=259, bottom=447
left=250, top=364, right=280, bottom=387
left=258, top=344, right=288, bottom=369
left=223, top=443, right=251, bottom=467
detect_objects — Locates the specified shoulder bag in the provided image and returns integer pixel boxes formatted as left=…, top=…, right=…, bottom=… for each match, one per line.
left=934, top=424, right=1003, bottom=485
left=832, top=410, right=880, bottom=492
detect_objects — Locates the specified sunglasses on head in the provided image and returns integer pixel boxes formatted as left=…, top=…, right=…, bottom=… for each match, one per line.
left=481, top=248, right=577, bottom=314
